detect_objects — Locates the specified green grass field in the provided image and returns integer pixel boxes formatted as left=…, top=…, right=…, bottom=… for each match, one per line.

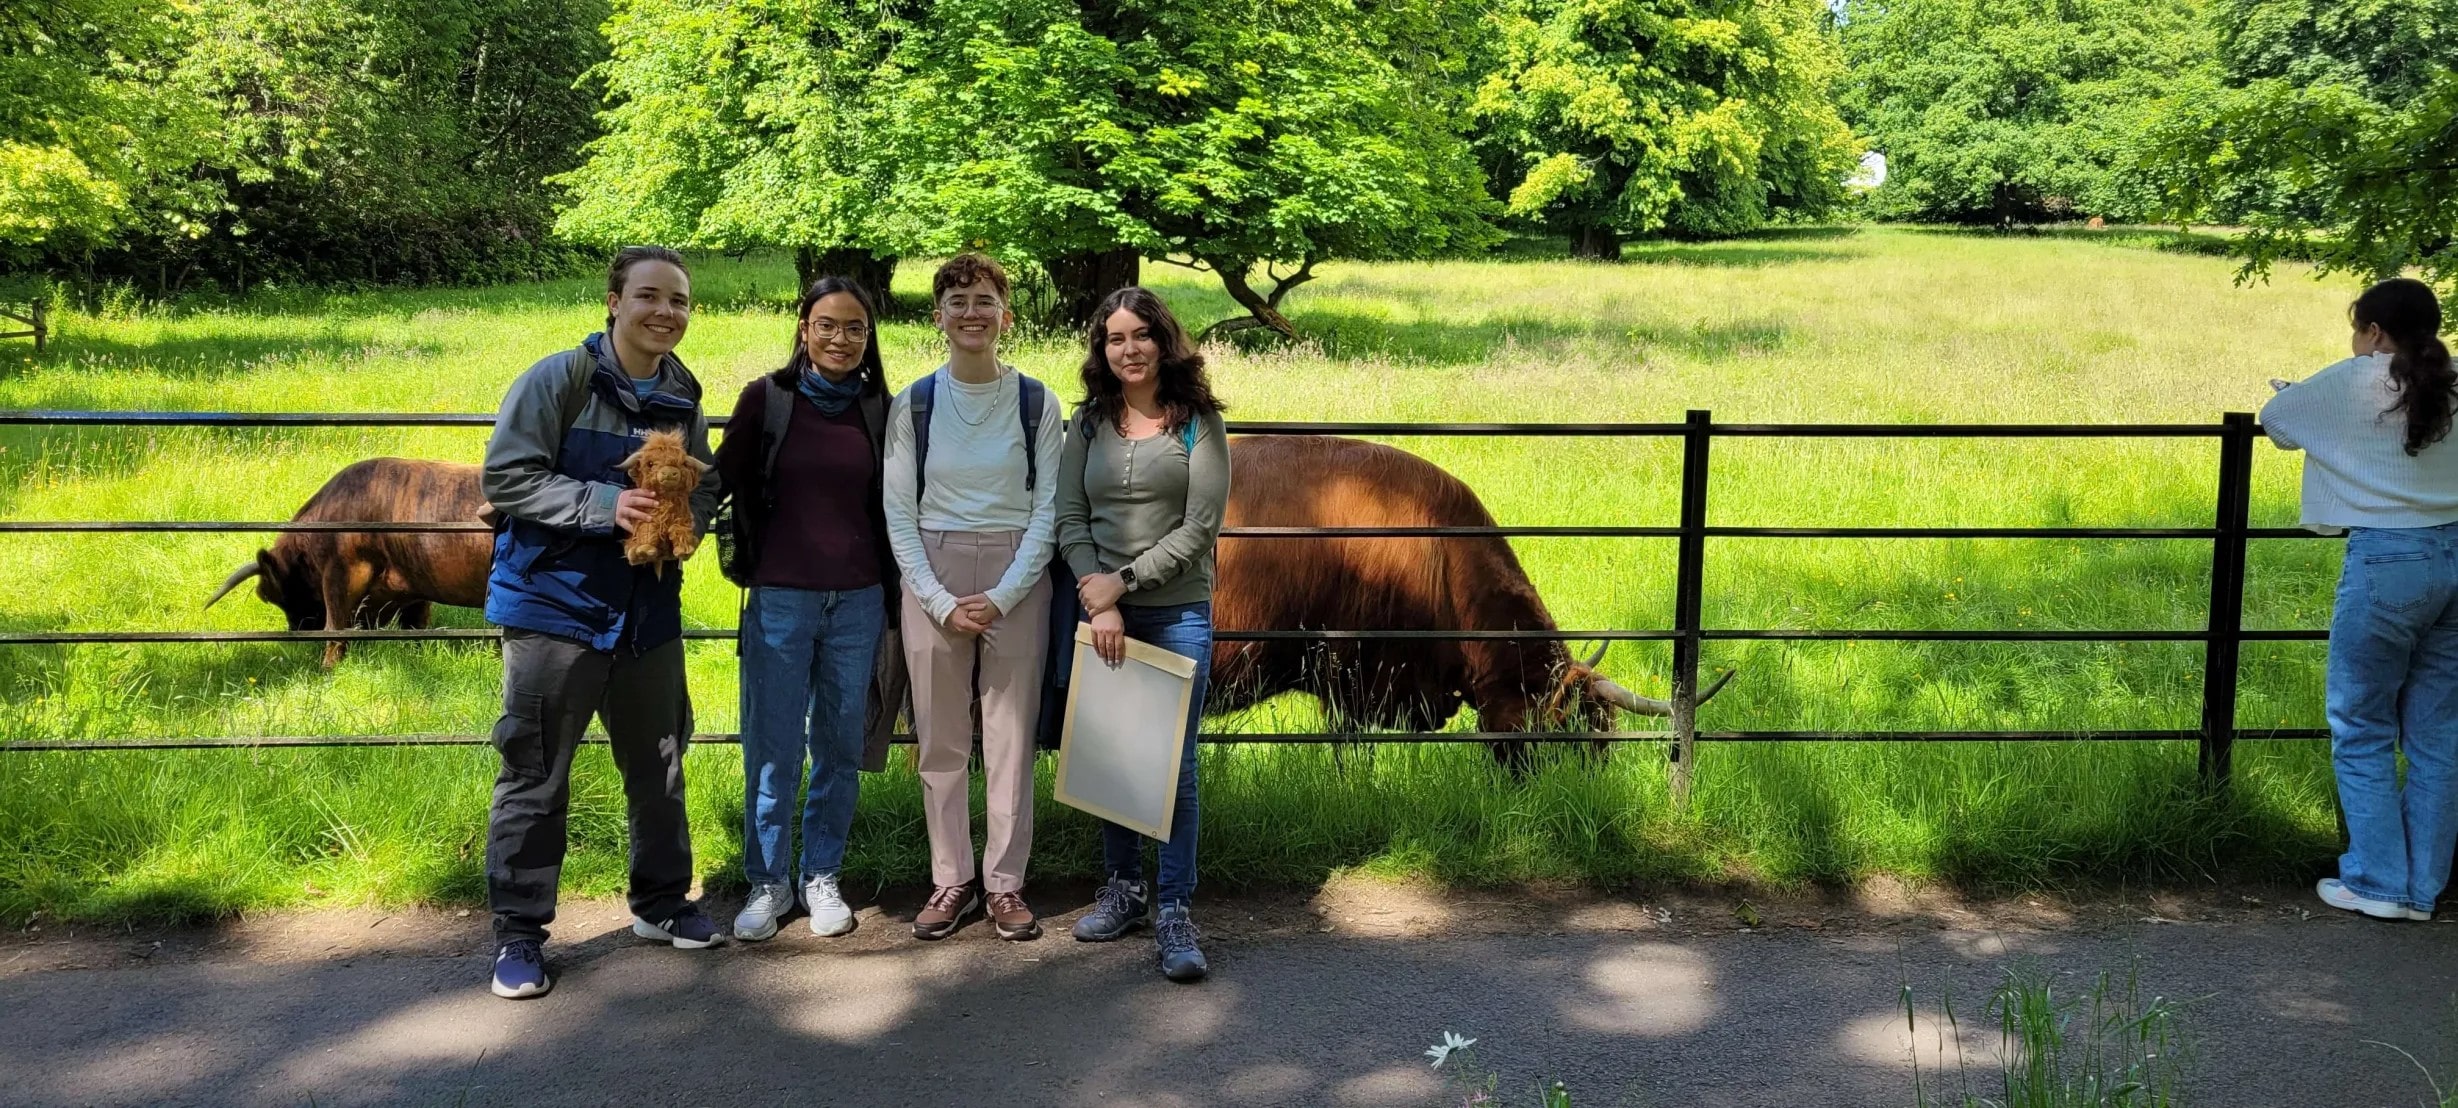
left=0, top=227, right=2373, bottom=924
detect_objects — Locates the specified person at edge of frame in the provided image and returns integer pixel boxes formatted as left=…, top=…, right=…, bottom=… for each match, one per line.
left=2262, top=276, right=2458, bottom=925
left=1055, top=286, right=1232, bottom=982
left=716, top=275, right=902, bottom=942
left=882, top=252, right=1067, bottom=942
left=479, top=245, right=727, bottom=1000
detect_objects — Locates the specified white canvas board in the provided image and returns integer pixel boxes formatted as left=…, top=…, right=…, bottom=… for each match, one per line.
left=1053, top=624, right=1198, bottom=841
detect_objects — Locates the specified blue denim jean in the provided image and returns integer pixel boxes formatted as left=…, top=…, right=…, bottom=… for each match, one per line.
left=740, top=584, right=885, bottom=886
left=1102, top=601, right=1212, bottom=906
left=2329, top=523, right=2458, bottom=914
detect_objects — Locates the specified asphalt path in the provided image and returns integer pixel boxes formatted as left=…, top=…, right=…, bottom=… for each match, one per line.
left=4, top=882, right=2454, bottom=1107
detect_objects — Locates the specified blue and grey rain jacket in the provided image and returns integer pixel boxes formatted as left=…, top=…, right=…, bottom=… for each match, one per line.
left=481, top=332, right=721, bottom=653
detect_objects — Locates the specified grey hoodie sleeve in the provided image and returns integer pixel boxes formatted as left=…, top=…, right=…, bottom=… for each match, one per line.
left=483, top=351, right=622, bottom=536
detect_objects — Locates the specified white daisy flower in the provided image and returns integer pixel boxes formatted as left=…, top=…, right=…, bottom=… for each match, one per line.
left=1424, top=1031, right=1478, bottom=1068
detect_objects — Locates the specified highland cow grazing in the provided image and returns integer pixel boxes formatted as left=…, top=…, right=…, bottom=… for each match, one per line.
left=1208, top=435, right=1728, bottom=769
left=203, top=458, right=492, bottom=667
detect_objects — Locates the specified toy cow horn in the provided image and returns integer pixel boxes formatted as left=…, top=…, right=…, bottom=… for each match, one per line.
left=204, top=561, right=261, bottom=609
left=1586, top=667, right=1737, bottom=717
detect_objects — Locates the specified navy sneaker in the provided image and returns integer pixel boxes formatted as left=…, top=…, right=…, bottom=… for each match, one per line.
left=1072, top=876, right=1151, bottom=942
left=633, top=903, right=727, bottom=949
left=1156, top=903, right=1208, bottom=983
left=491, top=939, right=551, bottom=999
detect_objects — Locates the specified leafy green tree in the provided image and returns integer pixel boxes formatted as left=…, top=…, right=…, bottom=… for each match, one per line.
left=12, top=0, right=603, bottom=292
left=552, top=0, right=902, bottom=298
left=1837, top=0, right=2211, bottom=224
left=873, top=0, right=1497, bottom=334
left=1472, top=0, right=1860, bottom=258
left=2147, top=0, right=2458, bottom=294
left=0, top=0, right=228, bottom=258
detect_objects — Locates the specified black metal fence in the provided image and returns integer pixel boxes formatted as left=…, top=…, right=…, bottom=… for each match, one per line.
left=0, top=408, right=2329, bottom=789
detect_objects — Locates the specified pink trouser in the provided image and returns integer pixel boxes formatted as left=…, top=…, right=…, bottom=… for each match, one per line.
left=902, top=530, right=1051, bottom=893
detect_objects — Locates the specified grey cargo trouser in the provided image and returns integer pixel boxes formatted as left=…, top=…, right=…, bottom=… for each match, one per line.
left=487, top=628, right=695, bottom=946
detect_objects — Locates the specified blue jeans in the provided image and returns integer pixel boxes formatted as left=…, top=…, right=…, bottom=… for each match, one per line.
left=1102, top=601, right=1212, bottom=906
left=739, top=585, right=885, bottom=886
left=2329, top=524, right=2458, bottom=914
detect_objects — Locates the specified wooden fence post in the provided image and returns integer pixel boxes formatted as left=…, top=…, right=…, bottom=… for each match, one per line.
left=1670, top=409, right=1711, bottom=809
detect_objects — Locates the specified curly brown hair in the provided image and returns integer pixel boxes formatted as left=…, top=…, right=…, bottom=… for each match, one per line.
left=932, top=253, right=1010, bottom=304
left=1077, top=286, right=1226, bottom=434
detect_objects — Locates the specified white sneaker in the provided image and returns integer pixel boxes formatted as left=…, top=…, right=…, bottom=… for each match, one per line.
left=804, top=872, right=856, bottom=937
left=2317, top=878, right=2420, bottom=921
left=735, top=883, right=793, bottom=941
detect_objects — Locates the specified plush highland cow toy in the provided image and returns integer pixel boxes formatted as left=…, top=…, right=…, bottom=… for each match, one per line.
left=619, top=428, right=706, bottom=576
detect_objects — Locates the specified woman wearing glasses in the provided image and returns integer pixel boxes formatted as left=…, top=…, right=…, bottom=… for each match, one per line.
left=883, top=253, right=1067, bottom=941
left=717, top=276, right=899, bottom=941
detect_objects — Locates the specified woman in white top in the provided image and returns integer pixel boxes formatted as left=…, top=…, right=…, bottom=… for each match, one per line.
left=881, top=253, right=1066, bottom=941
left=2261, top=276, right=2458, bottom=922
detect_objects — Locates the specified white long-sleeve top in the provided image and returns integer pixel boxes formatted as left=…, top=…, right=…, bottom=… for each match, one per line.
left=2260, top=352, right=2458, bottom=534
left=881, top=365, right=1066, bottom=624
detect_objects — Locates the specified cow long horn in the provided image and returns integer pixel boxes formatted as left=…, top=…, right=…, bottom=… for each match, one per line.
left=204, top=561, right=260, bottom=609
left=1586, top=676, right=1674, bottom=717
left=1579, top=642, right=1608, bottom=669
left=1586, top=668, right=1738, bottom=718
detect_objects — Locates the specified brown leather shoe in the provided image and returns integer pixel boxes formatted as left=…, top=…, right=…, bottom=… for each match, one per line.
left=986, top=890, right=1041, bottom=941
left=912, top=884, right=977, bottom=941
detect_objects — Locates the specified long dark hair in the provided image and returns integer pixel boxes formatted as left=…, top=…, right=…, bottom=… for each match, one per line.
left=1077, top=286, right=1225, bottom=433
left=772, top=275, right=887, bottom=399
left=606, top=245, right=687, bottom=332
left=2356, top=277, right=2455, bottom=456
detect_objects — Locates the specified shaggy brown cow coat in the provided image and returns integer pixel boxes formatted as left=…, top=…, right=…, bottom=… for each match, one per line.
left=205, top=458, right=492, bottom=667
left=1209, top=435, right=1680, bottom=766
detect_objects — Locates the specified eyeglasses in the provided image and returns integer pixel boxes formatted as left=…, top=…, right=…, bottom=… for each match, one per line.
left=806, top=319, right=871, bottom=343
left=939, top=298, right=1005, bottom=319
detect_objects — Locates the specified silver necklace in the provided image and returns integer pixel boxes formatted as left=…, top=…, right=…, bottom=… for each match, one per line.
left=942, top=367, right=1003, bottom=428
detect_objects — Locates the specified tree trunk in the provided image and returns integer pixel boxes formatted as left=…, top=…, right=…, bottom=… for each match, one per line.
left=1043, top=247, right=1142, bottom=331
left=1205, top=257, right=1300, bottom=339
left=1570, top=225, right=1621, bottom=261
left=793, top=247, right=898, bottom=311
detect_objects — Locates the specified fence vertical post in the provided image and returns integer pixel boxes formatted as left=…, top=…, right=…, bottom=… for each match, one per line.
left=1670, top=409, right=1712, bottom=809
left=2200, top=411, right=2256, bottom=788
left=29, top=298, right=44, bottom=354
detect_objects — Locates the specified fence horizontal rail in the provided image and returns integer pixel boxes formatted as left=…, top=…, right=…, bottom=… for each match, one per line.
left=0, top=727, right=2334, bottom=752
left=0, top=626, right=2336, bottom=645
left=0, top=411, right=2271, bottom=439
left=0, top=521, right=2347, bottom=540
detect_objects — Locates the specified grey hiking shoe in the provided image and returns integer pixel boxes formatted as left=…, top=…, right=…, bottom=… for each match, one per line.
left=1156, top=903, right=1207, bottom=982
left=734, top=883, right=793, bottom=942
left=1072, top=876, right=1151, bottom=942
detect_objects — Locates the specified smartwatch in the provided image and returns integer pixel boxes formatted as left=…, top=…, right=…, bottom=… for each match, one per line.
left=1118, top=566, right=1139, bottom=592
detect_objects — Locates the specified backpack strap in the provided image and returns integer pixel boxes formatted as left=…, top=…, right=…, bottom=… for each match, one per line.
left=759, top=375, right=794, bottom=487
left=556, top=344, right=593, bottom=436
left=1018, top=375, right=1044, bottom=491
left=910, top=371, right=937, bottom=502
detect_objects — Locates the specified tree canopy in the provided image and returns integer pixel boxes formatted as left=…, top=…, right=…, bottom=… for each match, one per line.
left=1837, top=0, right=2210, bottom=224
left=1473, top=0, right=1859, bottom=258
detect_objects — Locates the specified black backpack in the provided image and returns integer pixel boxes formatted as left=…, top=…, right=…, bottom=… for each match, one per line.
left=714, top=376, right=796, bottom=587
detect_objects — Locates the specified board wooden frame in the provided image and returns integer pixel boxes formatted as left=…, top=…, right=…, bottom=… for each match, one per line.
left=1051, top=623, right=1197, bottom=840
